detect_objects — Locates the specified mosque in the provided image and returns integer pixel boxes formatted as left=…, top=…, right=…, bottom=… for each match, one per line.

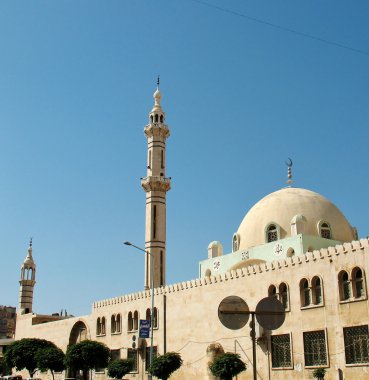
left=14, top=85, right=369, bottom=380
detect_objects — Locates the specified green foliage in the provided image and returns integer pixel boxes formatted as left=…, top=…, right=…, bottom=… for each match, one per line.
left=4, top=338, right=58, bottom=378
left=313, top=368, right=326, bottom=379
left=0, top=356, right=11, bottom=375
left=107, top=359, right=133, bottom=379
left=35, top=346, right=65, bottom=375
left=209, top=352, right=246, bottom=380
left=148, top=352, right=182, bottom=380
left=64, top=340, right=110, bottom=373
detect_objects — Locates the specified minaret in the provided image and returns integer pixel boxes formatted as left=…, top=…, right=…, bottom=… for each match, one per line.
left=18, top=238, right=36, bottom=314
left=141, top=79, right=171, bottom=289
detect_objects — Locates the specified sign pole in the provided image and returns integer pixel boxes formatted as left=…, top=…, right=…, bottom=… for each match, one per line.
left=251, top=312, right=257, bottom=380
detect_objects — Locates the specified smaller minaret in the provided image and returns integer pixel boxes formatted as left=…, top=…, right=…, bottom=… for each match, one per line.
left=18, top=238, right=36, bottom=314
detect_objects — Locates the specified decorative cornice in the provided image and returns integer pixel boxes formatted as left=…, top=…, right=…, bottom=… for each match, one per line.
left=141, top=176, right=171, bottom=192
left=92, top=238, right=369, bottom=309
left=144, top=123, right=170, bottom=139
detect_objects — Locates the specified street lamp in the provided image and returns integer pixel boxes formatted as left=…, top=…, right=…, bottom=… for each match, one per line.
left=123, top=241, right=155, bottom=380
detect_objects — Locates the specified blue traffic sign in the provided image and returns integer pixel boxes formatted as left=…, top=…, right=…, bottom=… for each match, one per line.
left=139, top=319, right=150, bottom=338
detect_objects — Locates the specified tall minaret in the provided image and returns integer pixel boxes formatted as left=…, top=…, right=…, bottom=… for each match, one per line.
left=18, top=239, right=36, bottom=314
left=141, top=79, right=171, bottom=289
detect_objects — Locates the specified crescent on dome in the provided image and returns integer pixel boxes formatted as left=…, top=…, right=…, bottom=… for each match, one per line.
left=285, top=158, right=293, bottom=167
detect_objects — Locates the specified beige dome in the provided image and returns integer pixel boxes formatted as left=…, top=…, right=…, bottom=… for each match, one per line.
left=237, top=187, right=355, bottom=250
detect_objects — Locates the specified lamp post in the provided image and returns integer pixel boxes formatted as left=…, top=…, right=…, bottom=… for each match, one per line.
left=124, top=241, right=155, bottom=380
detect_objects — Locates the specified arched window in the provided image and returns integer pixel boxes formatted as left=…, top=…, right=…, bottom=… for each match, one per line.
left=133, top=311, right=139, bottom=331
left=111, top=315, right=116, bottom=333
left=146, top=308, right=151, bottom=322
left=153, top=307, right=158, bottom=328
left=352, top=267, right=365, bottom=298
left=150, top=115, right=153, bottom=123
left=96, top=317, right=101, bottom=335
left=300, top=279, right=311, bottom=307
left=154, top=114, right=158, bottom=123
left=101, top=317, right=106, bottom=335
left=279, top=283, right=289, bottom=310
left=311, top=276, right=323, bottom=305
left=232, top=233, right=239, bottom=252
left=268, top=285, right=277, bottom=298
left=266, top=224, right=279, bottom=243
left=116, top=314, right=121, bottom=333
left=128, top=312, right=133, bottom=332
left=319, top=221, right=332, bottom=239
left=160, top=115, right=163, bottom=123
left=339, top=271, right=351, bottom=301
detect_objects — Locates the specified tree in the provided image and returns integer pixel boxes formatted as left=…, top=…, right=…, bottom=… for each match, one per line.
left=209, top=352, right=246, bottom=380
left=35, top=346, right=65, bottom=380
left=148, top=352, right=182, bottom=380
left=313, top=368, right=326, bottom=380
left=4, top=338, right=59, bottom=378
left=64, top=340, right=110, bottom=380
left=0, top=356, right=11, bottom=376
left=107, top=359, right=133, bottom=379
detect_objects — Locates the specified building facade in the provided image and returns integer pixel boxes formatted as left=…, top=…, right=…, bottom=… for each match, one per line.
left=14, top=86, right=369, bottom=380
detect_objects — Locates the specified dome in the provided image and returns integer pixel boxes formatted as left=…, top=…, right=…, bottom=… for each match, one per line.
left=236, top=187, right=355, bottom=250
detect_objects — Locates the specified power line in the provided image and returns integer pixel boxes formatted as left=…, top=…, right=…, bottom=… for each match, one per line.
left=188, top=0, right=369, bottom=57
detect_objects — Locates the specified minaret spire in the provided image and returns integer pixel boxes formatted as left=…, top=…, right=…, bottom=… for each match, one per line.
left=285, top=158, right=293, bottom=186
left=19, top=239, right=36, bottom=314
left=141, top=80, right=171, bottom=289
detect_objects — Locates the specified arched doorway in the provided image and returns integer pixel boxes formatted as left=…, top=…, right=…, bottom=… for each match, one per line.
left=68, top=321, right=90, bottom=379
left=69, top=320, right=89, bottom=345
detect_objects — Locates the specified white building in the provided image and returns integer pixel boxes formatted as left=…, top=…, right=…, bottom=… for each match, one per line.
left=15, top=85, right=369, bottom=380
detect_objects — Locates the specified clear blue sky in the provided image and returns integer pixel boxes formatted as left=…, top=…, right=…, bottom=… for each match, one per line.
left=1, top=0, right=368, bottom=316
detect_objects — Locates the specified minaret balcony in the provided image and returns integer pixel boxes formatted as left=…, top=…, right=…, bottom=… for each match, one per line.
left=141, top=176, right=171, bottom=192
left=144, top=123, right=170, bottom=138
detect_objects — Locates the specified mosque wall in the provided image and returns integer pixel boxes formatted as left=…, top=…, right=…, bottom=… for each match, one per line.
left=14, top=238, right=369, bottom=380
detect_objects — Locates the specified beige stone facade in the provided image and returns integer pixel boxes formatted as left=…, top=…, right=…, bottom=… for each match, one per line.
left=13, top=86, right=369, bottom=380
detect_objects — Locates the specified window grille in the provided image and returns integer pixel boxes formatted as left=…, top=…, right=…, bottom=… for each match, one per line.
left=127, top=348, right=138, bottom=372
left=344, top=325, right=369, bottom=364
left=320, top=223, right=331, bottom=239
left=267, top=225, right=278, bottom=242
left=303, top=330, right=327, bottom=366
left=271, top=334, right=292, bottom=368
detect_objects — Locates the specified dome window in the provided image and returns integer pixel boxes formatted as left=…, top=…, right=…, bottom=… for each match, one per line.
left=266, top=224, right=279, bottom=243
left=319, top=221, right=332, bottom=239
left=232, top=233, right=240, bottom=252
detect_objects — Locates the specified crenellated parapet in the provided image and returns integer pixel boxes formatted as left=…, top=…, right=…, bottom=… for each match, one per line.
left=93, top=237, right=369, bottom=309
